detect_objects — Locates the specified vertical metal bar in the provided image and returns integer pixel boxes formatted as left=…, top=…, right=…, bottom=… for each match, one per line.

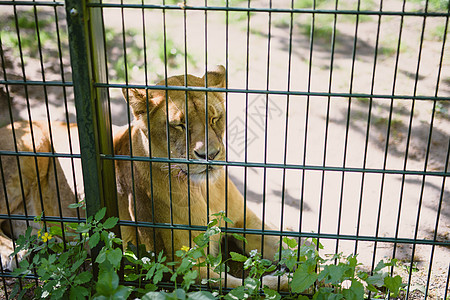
left=242, top=0, right=251, bottom=282
left=12, top=0, right=40, bottom=231
left=140, top=0, right=157, bottom=253
left=54, top=3, right=82, bottom=220
left=224, top=0, right=230, bottom=287
left=182, top=2, right=192, bottom=249
left=336, top=0, right=361, bottom=256
left=355, top=0, right=383, bottom=255
left=119, top=0, right=140, bottom=253
left=32, top=3, right=68, bottom=248
left=0, top=35, right=26, bottom=290
left=161, top=0, right=175, bottom=262
left=407, top=1, right=432, bottom=296
left=89, top=1, right=120, bottom=226
left=388, top=0, right=407, bottom=273
left=425, top=9, right=449, bottom=296
left=262, top=0, right=272, bottom=261
left=204, top=0, right=210, bottom=238
left=371, top=0, right=407, bottom=275
left=298, top=0, right=315, bottom=249
left=278, top=0, right=295, bottom=288
left=65, top=0, right=117, bottom=243
left=445, top=264, right=450, bottom=300
left=327, top=0, right=339, bottom=254
left=8, top=8, right=42, bottom=287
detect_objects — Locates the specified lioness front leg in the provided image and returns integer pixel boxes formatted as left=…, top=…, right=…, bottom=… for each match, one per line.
left=224, top=177, right=280, bottom=262
left=0, top=232, right=24, bottom=271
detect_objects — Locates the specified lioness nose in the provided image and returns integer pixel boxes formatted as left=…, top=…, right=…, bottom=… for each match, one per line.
left=194, top=148, right=220, bottom=160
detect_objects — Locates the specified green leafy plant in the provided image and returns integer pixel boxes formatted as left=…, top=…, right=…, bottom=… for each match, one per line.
left=9, top=204, right=130, bottom=300
left=8, top=207, right=406, bottom=299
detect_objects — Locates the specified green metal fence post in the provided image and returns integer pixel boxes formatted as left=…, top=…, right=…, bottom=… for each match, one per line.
left=65, top=0, right=120, bottom=268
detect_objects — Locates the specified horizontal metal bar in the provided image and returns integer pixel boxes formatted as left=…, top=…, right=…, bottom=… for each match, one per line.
left=87, top=3, right=450, bottom=18
left=1, top=150, right=446, bottom=177
left=0, top=213, right=447, bottom=247
left=0, top=214, right=84, bottom=224
left=117, top=220, right=450, bottom=247
left=100, top=83, right=450, bottom=102
left=0, top=79, right=73, bottom=87
left=0, top=272, right=38, bottom=280
left=0, top=1, right=64, bottom=6
left=103, top=154, right=450, bottom=177
left=0, top=150, right=81, bottom=159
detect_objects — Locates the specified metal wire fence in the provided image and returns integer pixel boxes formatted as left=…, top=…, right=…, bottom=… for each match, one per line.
left=0, top=0, right=449, bottom=298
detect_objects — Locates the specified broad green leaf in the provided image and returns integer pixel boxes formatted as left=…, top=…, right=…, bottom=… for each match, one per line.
left=59, top=252, right=70, bottom=265
left=327, top=294, right=344, bottom=300
left=95, top=207, right=107, bottom=222
left=182, top=270, right=198, bottom=290
left=319, top=264, right=346, bottom=284
left=245, top=277, right=260, bottom=294
left=384, top=275, right=403, bottom=297
left=187, top=291, right=216, bottom=300
left=89, top=232, right=101, bottom=249
left=223, top=216, right=234, bottom=224
left=107, top=248, right=123, bottom=268
left=207, top=254, right=222, bottom=267
left=230, top=252, right=247, bottom=262
left=211, top=211, right=225, bottom=217
left=290, top=264, right=318, bottom=293
left=207, top=219, right=218, bottom=228
left=96, top=267, right=119, bottom=296
left=75, top=223, right=90, bottom=234
left=232, top=233, right=247, bottom=244
left=224, top=286, right=248, bottom=300
left=193, top=233, right=209, bottom=247
left=142, top=292, right=167, bottom=300
left=366, top=271, right=387, bottom=287
left=124, top=273, right=140, bottom=281
left=68, top=202, right=84, bottom=209
left=74, top=271, right=92, bottom=285
left=111, top=285, right=132, bottom=300
left=373, top=260, right=387, bottom=272
left=205, top=226, right=220, bottom=238
left=282, top=237, right=298, bottom=249
left=263, top=287, right=281, bottom=300
left=71, top=253, right=87, bottom=273
left=342, top=280, right=365, bottom=300
left=103, top=217, right=119, bottom=229
left=95, top=250, right=106, bottom=264
left=311, top=287, right=333, bottom=300
left=174, top=289, right=186, bottom=299
left=366, top=284, right=379, bottom=293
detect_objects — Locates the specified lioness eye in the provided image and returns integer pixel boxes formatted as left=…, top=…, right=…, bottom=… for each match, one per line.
left=211, top=117, right=220, bottom=124
left=172, top=123, right=185, bottom=131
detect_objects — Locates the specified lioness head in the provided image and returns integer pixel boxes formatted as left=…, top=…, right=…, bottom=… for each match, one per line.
left=122, top=65, right=226, bottom=182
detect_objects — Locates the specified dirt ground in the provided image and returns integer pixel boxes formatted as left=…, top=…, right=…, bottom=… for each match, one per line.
left=0, top=0, right=449, bottom=298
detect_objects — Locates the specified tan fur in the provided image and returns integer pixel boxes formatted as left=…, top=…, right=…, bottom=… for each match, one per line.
left=0, top=66, right=288, bottom=289
left=0, top=121, right=83, bottom=270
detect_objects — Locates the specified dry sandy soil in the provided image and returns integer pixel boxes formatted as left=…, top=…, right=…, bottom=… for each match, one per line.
left=0, top=0, right=449, bottom=298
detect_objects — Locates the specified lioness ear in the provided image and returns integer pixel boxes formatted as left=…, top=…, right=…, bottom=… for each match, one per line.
left=202, top=65, right=226, bottom=88
left=121, top=88, right=161, bottom=118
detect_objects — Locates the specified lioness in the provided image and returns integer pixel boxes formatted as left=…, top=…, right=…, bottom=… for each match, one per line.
left=115, top=65, right=287, bottom=288
left=0, top=121, right=83, bottom=270
left=0, top=66, right=287, bottom=289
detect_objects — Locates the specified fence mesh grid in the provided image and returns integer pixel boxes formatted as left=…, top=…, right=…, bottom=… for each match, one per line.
left=0, top=0, right=449, bottom=298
